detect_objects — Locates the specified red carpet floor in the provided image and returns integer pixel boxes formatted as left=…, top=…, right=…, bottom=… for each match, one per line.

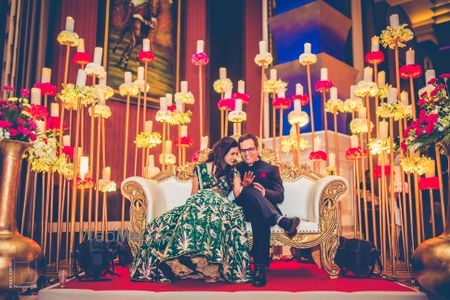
left=62, top=260, right=415, bottom=293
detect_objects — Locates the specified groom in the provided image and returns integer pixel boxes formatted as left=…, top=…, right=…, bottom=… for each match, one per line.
left=235, top=134, right=300, bottom=287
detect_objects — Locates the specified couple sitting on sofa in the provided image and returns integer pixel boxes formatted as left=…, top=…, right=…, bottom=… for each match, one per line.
left=130, top=134, right=300, bottom=287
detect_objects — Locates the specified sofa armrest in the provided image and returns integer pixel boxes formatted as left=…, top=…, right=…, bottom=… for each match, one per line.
left=308, top=175, right=349, bottom=224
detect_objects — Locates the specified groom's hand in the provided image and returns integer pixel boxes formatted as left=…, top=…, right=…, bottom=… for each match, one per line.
left=253, top=182, right=265, bottom=196
left=242, top=171, right=255, bottom=187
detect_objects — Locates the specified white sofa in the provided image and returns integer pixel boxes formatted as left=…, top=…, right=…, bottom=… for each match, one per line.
left=121, top=158, right=349, bottom=279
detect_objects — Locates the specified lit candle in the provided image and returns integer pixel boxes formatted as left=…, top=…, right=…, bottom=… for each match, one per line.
left=350, top=135, right=358, bottom=148
left=293, top=99, right=301, bottom=112
left=358, top=107, right=366, bottom=119
left=235, top=99, right=243, bottom=112
left=377, top=71, right=386, bottom=87
left=371, top=36, right=379, bottom=52
left=180, top=125, right=188, bottom=137
left=394, top=166, right=402, bottom=183
left=406, top=48, right=415, bottom=65
left=329, top=153, right=336, bottom=168
left=200, top=136, right=209, bottom=150
left=79, top=156, right=89, bottom=180
left=165, top=93, right=173, bottom=106
left=320, top=68, right=328, bottom=81
left=313, top=136, right=321, bottom=151
left=93, top=47, right=103, bottom=65
left=196, top=40, right=204, bottom=53
left=304, top=42, right=311, bottom=54
left=400, top=91, right=408, bottom=104
left=144, top=120, right=153, bottom=133
left=159, top=97, right=167, bottom=111
left=426, top=160, right=435, bottom=178
left=389, top=14, right=399, bottom=28
left=30, top=88, right=41, bottom=105
left=425, top=69, right=436, bottom=83
left=102, top=167, right=111, bottom=181
left=65, top=16, right=75, bottom=32
left=63, top=135, right=71, bottom=146
left=330, top=87, right=338, bottom=100
left=165, top=140, right=172, bottom=154
left=180, top=81, right=188, bottom=93
left=277, top=87, right=285, bottom=98
left=137, top=66, right=144, bottom=81
left=124, top=71, right=132, bottom=83
left=148, top=154, right=155, bottom=168
left=258, top=40, right=267, bottom=54
left=41, top=68, right=52, bottom=83
left=270, top=69, right=277, bottom=80
left=175, top=98, right=183, bottom=112
left=388, top=87, right=397, bottom=103
left=50, top=103, right=59, bottom=117
left=379, top=120, right=388, bottom=139
left=224, top=86, right=232, bottom=99
left=363, top=66, right=373, bottom=82
left=238, top=80, right=245, bottom=93
left=77, top=38, right=85, bottom=52
left=295, top=83, right=303, bottom=95
left=219, top=67, right=227, bottom=80
left=143, top=38, right=150, bottom=51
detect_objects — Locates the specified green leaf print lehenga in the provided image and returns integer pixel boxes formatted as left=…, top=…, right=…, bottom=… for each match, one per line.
left=130, top=163, right=252, bottom=283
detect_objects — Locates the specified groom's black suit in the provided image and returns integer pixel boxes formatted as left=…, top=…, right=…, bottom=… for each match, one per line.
left=235, top=159, right=284, bottom=265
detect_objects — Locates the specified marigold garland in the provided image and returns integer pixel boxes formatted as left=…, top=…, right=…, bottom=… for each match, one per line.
left=232, top=92, right=250, bottom=104
left=400, top=64, right=423, bottom=79
left=365, top=51, right=385, bottom=64
left=345, top=147, right=367, bottom=160
left=73, top=52, right=92, bottom=65
left=138, top=51, right=155, bottom=63
left=315, top=80, right=334, bottom=92
left=272, top=97, right=291, bottom=109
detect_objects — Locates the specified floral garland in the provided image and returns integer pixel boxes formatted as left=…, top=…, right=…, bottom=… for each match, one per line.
left=171, top=110, right=192, bottom=125
left=263, top=79, right=287, bottom=94
left=368, top=138, right=391, bottom=155
left=133, top=79, right=150, bottom=93
left=298, top=53, right=317, bottom=65
left=380, top=24, right=414, bottom=49
left=119, top=82, right=139, bottom=97
left=232, top=92, right=250, bottom=104
left=34, top=82, right=57, bottom=96
left=191, top=52, right=209, bottom=65
left=254, top=52, right=273, bottom=67
left=400, top=64, right=422, bottom=79
left=365, top=51, right=385, bottom=65
left=88, top=104, right=112, bottom=119
left=309, top=150, right=327, bottom=161
left=272, top=97, right=291, bottom=109
left=291, top=94, right=308, bottom=106
left=400, top=156, right=433, bottom=175
left=315, top=80, right=334, bottom=92
left=345, top=147, right=367, bottom=160
left=85, top=63, right=106, bottom=78
left=134, top=132, right=162, bottom=148
left=73, top=52, right=92, bottom=65
left=213, top=78, right=233, bottom=94
left=217, top=98, right=233, bottom=111
left=288, top=111, right=309, bottom=127
left=176, top=136, right=193, bottom=147
left=174, top=92, right=195, bottom=105
left=354, top=80, right=378, bottom=97
left=228, top=110, right=247, bottom=123
left=138, top=51, right=155, bottom=63
left=350, top=118, right=374, bottom=134
left=76, top=176, right=94, bottom=189
left=324, top=99, right=344, bottom=113
left=57, top=31, right=79, bottom=47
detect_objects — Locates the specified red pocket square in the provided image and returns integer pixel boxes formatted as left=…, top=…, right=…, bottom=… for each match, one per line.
left=259, top=172, right=267, bottom=179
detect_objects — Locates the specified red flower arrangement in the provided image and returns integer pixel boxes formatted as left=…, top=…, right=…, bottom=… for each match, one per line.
left=61, top=146, right=74, bottom=160
left=345, top=147, right=367, bottom=160
left=217, top=98, right=234, bottom=111
left=309, top=150, right=327, bottom=161
left=176, top=136, right=193, bottom=147
left=138, top=50, right=155, bottom=63
left=167, top=105, right=177, bottom=112
left=34, top=82, right=57, bottom=96
left=272, top=97, right=291, bottom=109
left=418, top=176, right=439, bottom=190
left=192, top=149, right=201, bottom=162
left=27, top=104, right=48, bottom=120
left=191, top=52, right=209, bottom=65
left=291, top=94, right=309, bottom=106
left=374, top=165, right=390, bottom=178
left=73, top=52, right=92, bottom=65
left=399, top=64, right=422, bottom=79
left=365, top=51, right=385, bottom=64
left=46, top=117, right=67, bottom=132
left=232, top=92, right=250, bottom=104
left=75, top=176, right=94, bottom=189
left=315, top=80, right=334, bottom=92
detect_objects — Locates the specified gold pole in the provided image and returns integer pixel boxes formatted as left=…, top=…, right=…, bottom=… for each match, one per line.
left=63, top=45, right=71, bottom=85
left=142, top=61, right=149, bottom=127
left=333, top=109, right=339, bottom=175
left=394, top=42, right=400, bottom=98
left=435, top=145, right=446, bottom=230
left=225, top=110, right=229, bottom=137
left=429, top=189, right=436, bottom=237
left=43, top=172, right=51, bottom=257
left=20, top=164, right=31, bottom=234
left=359, top=134, right=369, bottom=240
left=31, top=172, right=37, bottom=240
left=413, top=174, right=422, bottom=244
left=295, top=124, right=301, bottom=166
left=56, top=178, right=67, bottom=269
left=322, top=91, right=329, bottom=154
left=259, top=67, right=265, bottom=143
left=306, top=64, right=315, bottom=144
left=121, top=94, right=131, bottom=234
left=355, top=157, right=363, bottom=239
left=48, top=173, right=55, bottom=263
left=199, top=64, right=204, bottom=139
left=409, top=76, right=417, bottom=119
left=380, top=153, right=387, bottom=270
left=133, top=93, right=142, bottom=175
left=278, top=108, right=283, bottom=162
left=95, top=118, right=101, bottom=233
left=162, top=122, right=167, bottom=171
left=79, top=188, right=85, bottom=243
left=389, top=117, right=396, bottom=275
left=220, top=110, right=224, bottom=138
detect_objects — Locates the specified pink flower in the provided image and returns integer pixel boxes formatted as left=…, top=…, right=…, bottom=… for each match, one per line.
left=29, top=132, right=36, bottom=141
left=3, top=86, right=14, bottom=92
left=400, top=142, right=407, bottom=152
left=415, top=127, right=423, bottom=137
left=0, top=120, right=12, bottom=128
left=425, top=123, right=435, bottom=134
left=427, top=78, right=437, bottom=85
left=440, top=73, right=450, bottom=79
left=17, top=118, right=25, bottom=125
left=9, top=128, right=17, bottom=136
left=21, top=89, right=29, bottom=97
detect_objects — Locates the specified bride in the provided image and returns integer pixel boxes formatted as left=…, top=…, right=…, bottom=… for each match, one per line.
left=130, top=137, right=252, bottom=283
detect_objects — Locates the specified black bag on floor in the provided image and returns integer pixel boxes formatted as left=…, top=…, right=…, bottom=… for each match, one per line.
left=335, top=237, right=382, bottom=278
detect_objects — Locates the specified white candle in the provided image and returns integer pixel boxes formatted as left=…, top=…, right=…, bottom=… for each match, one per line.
left=77, top=38, right=85, bottom=52
left=41, top=68, right=52, bottom=83
left=363, top=66, right=373, bottom=82
left=400, top=90, right=408, bottom=104
left=358, top=107, right=366, bottom=119
left=93, top=47, right=103, bottom=65
left=426, top=160, right=435, bottom=178
left=406, top=48, right=415, bottom=65
left=425, top=69, right=436, bottom=82
left=30, top=88, right=41, bottom=105
left=258, top=40, right=267, bottom=54
left=175, top=98, right=183, bottom=112
left=219, top=67, right=227, bottom=80
left=165, top=140, right=172, bottom=154
left=102, top=167, right=111, bottom=181
left=224, top=86, right=232, bottom=99
left=180, top=81, right=188, bottom=93
left=389, top=14, right=399, bottom=28
left=235, top=99, right=243, bottom=112
left=296, top=83, right=304, bottom=95
left=148, top=155, right=155, bottom=168
left=350, top=85, right=355, bottom=99
left=65, top=16, right=74, bottom=32
left=180, top=125, right=188, bottom=137
left=160, top=97, right=167, bottom=111
left=196, top=40, right=204, bottom=53
left=293, top=99, right=301, bottom=112
left=371, top=36, right=379, bottom=52
left=379, top=120, right=388, bottom=139
left=137, top=67, right=144, bottom=81
left=79, top=156, right=89, bottom=180
left=320, top=68, right=328, bottom=80
left=238, top=80, right=245, bottom=93
left=350, top=135, right=358, bottom=148
left=124, top=71, right=132, bottom=83
left=388, top=87, right=397, bottom=103
left=165, top=93, right=173, bottom=106
left=277, top=87, right=285, bottom=98
left=143, top=38, right=150, bottom=51
left=394, top=166, right=402, bottom=183
left=330, top=87, right=338, bottom=100
left=304, top=42, right=311, bottom=54
left=377, top=71, right=386, bottom=87
left=200, top=136, right=209, bottom=150
left=329, top=153, right=336, bottom=168
left=144, top=120, right=153, bottom=133
left=63, top=135, right=71, bottom=146
left=50, top=103, right=59, bottom=117
left=313, top=136, right=321, bottom=151
left=270, top=69, right=277, bottom=80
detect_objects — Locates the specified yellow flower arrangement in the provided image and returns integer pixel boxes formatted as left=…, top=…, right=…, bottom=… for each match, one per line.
left=400, top=156, right=433, bottom=175
left=54, top=156, right=74, bottom=180
left=380, top=24, right=414, bottom=49
left=281, top=135, right=308, bottom=153
left=170, top=111, right=192, bottom=125
left=28, top=137, right=59, bottom=173
left=298, top=53, right=317, bottom=65
left=377, top=84, right=391, bottom=99
left=254, top=52, right=273, bottom=67
left=98, top=179, right=117, bottom=192
left=228, top=110, right=247, bottom=123
left=213, top=78, right=233, bottom=94
left=324, top=99, right=344, bottom=113
left=354, top=80, right=379, bottom=97
left=350, top=118, right=374, bottom=134
left=134, top=132, right=162, bottom=148
left=287, top=111, right=309, bottom=127
left=88, top=104, right=112, bottom=119
left=155, top=110, right=172, bottom=123
left=93, top=84, right=115, bottom=101
left=368, top=138, right=391, bottom=155
left=133, top=79, right=150, bottom=93
left=57, top=31, right=79, bottom=46
left=376, top=102, right=409, bottom=121
left=263, top=79, right=287, bottom=94
left=174, top=92, right=195, bottom=105
left=341, top=97, right=363, bottom=113
left=119, top=82, right=139, bottom=97
left=56, top=84, right=90, bottom=110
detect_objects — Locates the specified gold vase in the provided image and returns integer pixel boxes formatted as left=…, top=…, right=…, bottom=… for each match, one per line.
left=413, top=143, right=450, bottom=297
left=0, top=140, right=43, bottom=290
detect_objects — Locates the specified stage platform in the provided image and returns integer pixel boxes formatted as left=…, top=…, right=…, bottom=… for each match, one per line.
left=38, top=261, right=427, bottom=300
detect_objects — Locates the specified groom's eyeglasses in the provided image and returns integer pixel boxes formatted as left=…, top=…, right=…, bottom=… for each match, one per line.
left=239, top=147, right=256, bottom=154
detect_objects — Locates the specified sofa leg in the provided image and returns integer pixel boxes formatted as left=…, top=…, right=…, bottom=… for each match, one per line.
left=320, top=233, right=340, bottom=279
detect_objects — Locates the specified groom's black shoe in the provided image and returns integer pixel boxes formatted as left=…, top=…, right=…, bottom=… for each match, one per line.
left=278, top=216, right=300, bottom=238
left=252, top=264, right=266, bottom=287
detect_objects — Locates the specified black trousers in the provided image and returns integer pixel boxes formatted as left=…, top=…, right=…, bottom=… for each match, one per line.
left=235, top=186, right=280, bottom=265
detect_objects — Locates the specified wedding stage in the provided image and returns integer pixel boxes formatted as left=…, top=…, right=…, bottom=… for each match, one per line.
left=38, top=260, right=426, bottom=300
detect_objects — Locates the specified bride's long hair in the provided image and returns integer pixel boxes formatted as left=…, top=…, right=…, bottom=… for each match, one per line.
left=206, top=137, right=238, bottom=181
